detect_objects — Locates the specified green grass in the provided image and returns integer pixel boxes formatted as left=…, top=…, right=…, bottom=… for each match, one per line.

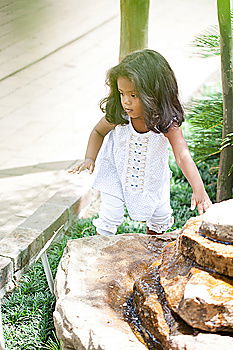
left=2, top=263, right=57, bottom=349
left=1, top=219, right=96, bottom=350
left=1, top=161, right=218, bottom=349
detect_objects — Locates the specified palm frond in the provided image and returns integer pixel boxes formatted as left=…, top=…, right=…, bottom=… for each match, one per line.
left=186, top=91, right=223, bottom=162
left=192, top=12, right=233, bottom=57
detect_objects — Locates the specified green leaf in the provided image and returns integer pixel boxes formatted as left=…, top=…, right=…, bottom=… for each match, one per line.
left=192, top=12, right=233, bottom=57
left=186, top=91, right=223, bottom=162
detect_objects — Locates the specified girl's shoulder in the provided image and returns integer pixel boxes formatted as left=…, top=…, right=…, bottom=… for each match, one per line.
left=94, top=117, right=117, bottom=136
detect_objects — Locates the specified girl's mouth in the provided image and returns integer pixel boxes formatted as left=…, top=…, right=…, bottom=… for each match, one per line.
left=125, top=108, right=133, bottom=113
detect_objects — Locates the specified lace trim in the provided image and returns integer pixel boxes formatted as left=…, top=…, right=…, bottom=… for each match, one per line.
left=147, top=217, right=174, bottom=233
left=125, top=134, right=149, bottom=192
left=92, top=218, right=117, bottom=234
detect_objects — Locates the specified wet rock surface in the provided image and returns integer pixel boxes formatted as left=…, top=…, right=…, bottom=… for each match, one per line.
left=160, top=243, right=233, bottom=333
left=131, top=259, right=194, bottom=349
left=159, top=242, right=193, bottom=312
left=199, top=199, right=233, bottom=243
left=131, top=240, right=233, bottom=349
left=53, top=233, right=176, bottom=350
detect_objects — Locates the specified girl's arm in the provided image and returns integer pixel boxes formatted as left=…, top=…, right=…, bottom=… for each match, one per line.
left=165, top=126, right=212, bottom=214
left=69, top=117, right=116, bottom=174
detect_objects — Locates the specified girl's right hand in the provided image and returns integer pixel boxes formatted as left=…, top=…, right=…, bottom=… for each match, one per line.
left=68, top=158, right=95, bottom=174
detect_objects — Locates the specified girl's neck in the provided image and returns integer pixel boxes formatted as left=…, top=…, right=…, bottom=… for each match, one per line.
left=131, top=118, right=149, bottom=134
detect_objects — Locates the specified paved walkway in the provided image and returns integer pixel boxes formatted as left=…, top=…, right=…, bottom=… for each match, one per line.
left=0, top=0, right=219, bottom=237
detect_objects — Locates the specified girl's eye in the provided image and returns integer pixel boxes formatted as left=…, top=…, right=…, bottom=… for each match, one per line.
left=131, top=94, right=137, bottom=98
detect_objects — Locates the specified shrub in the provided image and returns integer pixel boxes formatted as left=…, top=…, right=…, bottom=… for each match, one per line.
left=185, top=91, right=223, bottom=162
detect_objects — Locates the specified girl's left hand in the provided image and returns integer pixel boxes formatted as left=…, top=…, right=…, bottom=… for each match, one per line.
left=191, top=191, right=212, bottom=215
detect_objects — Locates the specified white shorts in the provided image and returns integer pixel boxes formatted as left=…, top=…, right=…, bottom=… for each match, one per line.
left=93, top=192, right=173, bottom=235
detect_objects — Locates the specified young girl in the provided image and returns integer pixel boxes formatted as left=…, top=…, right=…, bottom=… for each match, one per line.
left=70, top=49, right=212, bottom=235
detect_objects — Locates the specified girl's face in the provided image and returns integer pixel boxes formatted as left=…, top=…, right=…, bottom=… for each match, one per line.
left=117, top=77, right=144, bottom=120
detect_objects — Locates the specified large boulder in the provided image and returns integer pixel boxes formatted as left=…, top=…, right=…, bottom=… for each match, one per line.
left=134, top=241, right=233, bottom=349
left=179, top=217, right=233, bottom=277
left=199, top=199, right=233, bottom=243
left=160, top=242, right=233, bottom=332
left=53, top=233, right=176, bottom=350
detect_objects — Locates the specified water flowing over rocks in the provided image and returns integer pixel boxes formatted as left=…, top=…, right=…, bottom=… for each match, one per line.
left=54, top=199, right=233, bottom=349
left=131, top=257, right=194, bottom=349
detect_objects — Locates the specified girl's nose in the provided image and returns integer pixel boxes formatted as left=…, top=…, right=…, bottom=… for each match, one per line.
left=123, top=95, right=131, bottom=105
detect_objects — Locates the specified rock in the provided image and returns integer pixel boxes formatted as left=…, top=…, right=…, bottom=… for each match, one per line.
left=179, top=217, right=233, bottom=277
left=159, top=241, right=193, bottom=312
left=170, top=333, right=233, bottom=350
left=133, top=262, right=170, bottom=346
left=160, top=243, right=233, bottom=332
left=131, top=241, right=232, bottom=348
left=53, top=200, right=233, bottom=350
left=178, top=268, right=233, bottom=332
left=53, top=233, right=176, bottom=350
left=132, top=259, right=194, bottom=349
left=199, top=199, right=233, bottom=243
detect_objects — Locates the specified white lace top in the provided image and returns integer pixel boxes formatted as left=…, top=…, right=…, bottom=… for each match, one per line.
left=92, top=118, right=171, bottom=221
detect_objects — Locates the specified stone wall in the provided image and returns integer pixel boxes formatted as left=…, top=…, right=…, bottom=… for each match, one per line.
left=0, top=185, right=92, bottom=297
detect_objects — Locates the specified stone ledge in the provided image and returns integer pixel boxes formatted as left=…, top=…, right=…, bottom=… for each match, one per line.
left=0, top=257, right=13, bottom=296
left=18, top=202, right=69, bottom=245
left=0, top=184, right=93, bottom=296
left=180, top=222, right=233, bottom=277
left=0, top=227, right=43, bottom=273
left=47, top=187, right=94, bottom=228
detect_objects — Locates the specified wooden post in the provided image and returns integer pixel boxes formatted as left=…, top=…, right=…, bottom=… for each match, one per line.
left=216, top=0, right=233, bottom=201
left=119, top=0, right=150, bottom=61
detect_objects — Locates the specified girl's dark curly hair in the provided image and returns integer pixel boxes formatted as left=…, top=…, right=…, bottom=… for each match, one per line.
left=100, top=49, right=184, bottom=133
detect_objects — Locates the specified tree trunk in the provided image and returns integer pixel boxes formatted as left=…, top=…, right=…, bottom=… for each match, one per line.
left=119, top=0, right=150, bottom=61
left=216, top=0, right=233, bottom=201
